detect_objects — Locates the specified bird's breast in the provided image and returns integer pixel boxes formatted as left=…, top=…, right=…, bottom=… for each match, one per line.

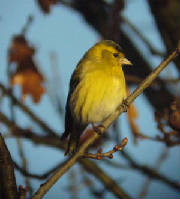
left=70, top=68, right=126, bottom=124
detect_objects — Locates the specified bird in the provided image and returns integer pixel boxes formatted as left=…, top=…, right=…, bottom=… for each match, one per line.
left=61, top=40, right=132, bottom=155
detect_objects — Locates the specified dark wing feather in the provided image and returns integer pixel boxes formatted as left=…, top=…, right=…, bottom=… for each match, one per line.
left=62, top=59, right=88, bottom=154
left=61, top=71, right=80, bottom=139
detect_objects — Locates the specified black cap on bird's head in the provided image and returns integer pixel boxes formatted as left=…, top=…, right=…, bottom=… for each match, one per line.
left=96, top=40, right=132, bottom=66
left=100, top=40, right=123, bottom=52
left=84, top=40, right=132, bottom=66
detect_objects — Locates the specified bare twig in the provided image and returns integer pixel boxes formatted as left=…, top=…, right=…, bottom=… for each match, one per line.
left=121, top=150, right=179, bottom=190
left=135, top=130, right=180, bottom=146
left=83, top=137, right=128, bottom=160
left=31, top=43, right=180, bottom=199
left=14, top=159, right=66, bottom=180
left=21, top=15, right=34, bottom=35
left=126, top=74, right=179, bottom=86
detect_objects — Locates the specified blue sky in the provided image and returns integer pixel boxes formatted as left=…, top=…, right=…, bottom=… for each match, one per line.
left=0, top=0, right=179, bottom=198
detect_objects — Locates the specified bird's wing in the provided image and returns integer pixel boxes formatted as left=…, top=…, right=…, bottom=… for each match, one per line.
left=61, top=66, right=81, bottom=139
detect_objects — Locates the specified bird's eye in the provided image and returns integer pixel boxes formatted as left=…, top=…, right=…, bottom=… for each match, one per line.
left=113, top=53, right=118, bottom=58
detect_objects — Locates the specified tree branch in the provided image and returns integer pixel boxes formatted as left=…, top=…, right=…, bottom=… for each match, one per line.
left=0, top=133, right=18, bottom=199
left=0, top=112, right=130, bottom=198
left=121, top=150, right=179, bottom=190
left=31, top=42, right=180, bottom=199
left=1, top=111, right=179, bottom=193
left=83, top=138, right=128, bottom=160
left=14, top=159, right=66, bottom=180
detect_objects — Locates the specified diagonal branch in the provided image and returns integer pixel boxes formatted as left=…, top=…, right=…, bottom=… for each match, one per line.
left=31, top=42, right=180, bottom=199
left=0, top=111, right=179, bottom=193
left=0, top=112, right=130, bottom=198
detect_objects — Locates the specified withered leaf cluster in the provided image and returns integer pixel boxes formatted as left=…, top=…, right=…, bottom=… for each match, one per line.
left=155, top=98, right=180, bottom=146
left=9, top=35, right=45, bottom=103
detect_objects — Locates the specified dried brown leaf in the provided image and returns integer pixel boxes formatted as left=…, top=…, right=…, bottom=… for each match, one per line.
left=9, top=35, right=35, bottom=63
left=169, top=98, right=180, bottom=131
left=11, top=60, right=45, bottom=103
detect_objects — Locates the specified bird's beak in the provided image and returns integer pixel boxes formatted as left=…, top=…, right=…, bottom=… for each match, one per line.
left=119, top=57, right=132, bottom=66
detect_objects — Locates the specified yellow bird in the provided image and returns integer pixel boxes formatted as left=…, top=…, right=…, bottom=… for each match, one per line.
left=61, top=40, right=132, bottom=155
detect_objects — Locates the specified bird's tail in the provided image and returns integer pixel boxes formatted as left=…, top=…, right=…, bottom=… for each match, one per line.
left=64, top=123, right=86, bottom=155
left=64, top=132, right=80, bottom=155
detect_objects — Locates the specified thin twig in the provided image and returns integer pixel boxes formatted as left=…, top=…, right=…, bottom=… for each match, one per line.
left=21, top=15, right=34, bottom=35
left=135, top=131, right=180, bottom=146
left=31, top=42, right=180, bottom=199
left=126, top=74, right=179, bottom=85
left=83, top=137, right=128, bottom=160
left=14, top=160, right=66, bottom=180
left=121, top=149, right=179, bottom=190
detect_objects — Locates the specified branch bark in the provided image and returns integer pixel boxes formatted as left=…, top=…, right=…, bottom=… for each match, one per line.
left=0, top=112, right=130, bottom=199
left=0, top=133, right=18, bottom=199
left=31, top=43, right=179, bottom=199
left=0, top=111, right=179, bottom=194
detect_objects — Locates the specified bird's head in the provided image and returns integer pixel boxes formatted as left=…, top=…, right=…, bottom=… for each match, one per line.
left=86, top=40, right=132, bottom=67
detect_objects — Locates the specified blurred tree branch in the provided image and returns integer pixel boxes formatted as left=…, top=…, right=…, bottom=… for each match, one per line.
left=121, top=16, right=165, bottom=57
left=147, top=0, right=180, bottom=70
left=0, top=133, right=18, bottom=199
left=14, top=159, right=67, bottom=180
left=0, top=83, right=58, bottom=137
left=121, top=150, right=179, bottom=190
left=0, top=109, right=179, bottom=192
left=138, top=148, right=168, bottom=197
left=0, top=111, right=130, bottom=199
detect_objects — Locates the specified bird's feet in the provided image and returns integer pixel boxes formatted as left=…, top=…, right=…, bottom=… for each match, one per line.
left=121, top=99, right=129, bottom=112
left=64, top=136, right=79, bottom=156
left=92, top=123, right=105, bottom=135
